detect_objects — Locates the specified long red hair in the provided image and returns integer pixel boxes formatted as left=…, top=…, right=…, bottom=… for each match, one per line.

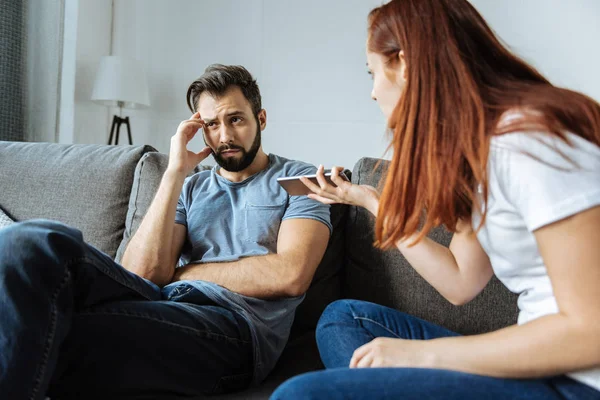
left=369, top=0, right=600, bottom=249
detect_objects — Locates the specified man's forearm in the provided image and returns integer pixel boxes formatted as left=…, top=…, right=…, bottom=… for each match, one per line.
left=122, top=169, right=185, bottom=285
left=173, top=254, right=305, bottom=299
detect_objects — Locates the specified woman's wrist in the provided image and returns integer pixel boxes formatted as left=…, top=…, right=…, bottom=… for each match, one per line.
left=364, top=196, right=379, bottom=216
left=424, top=338, right=447, bottom=370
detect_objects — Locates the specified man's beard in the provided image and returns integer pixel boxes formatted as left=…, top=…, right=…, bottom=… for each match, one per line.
left=210, top=124, right=261, bottom=172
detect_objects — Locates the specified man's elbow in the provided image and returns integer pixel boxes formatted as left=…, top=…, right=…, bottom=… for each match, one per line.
left=282, top=283, right=309, bottom=298
left=123, top=260, right=172, bottom=287
left=281, top=268, right=313, bottom=297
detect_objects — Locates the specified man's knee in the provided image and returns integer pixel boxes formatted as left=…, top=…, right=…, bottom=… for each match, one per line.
left=0, top=219, right=85, bottom=276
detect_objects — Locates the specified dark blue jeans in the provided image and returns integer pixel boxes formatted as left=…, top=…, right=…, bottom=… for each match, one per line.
left=271, top=299, right=600, bottom=400
left=0, top=220, right=254, bottom=400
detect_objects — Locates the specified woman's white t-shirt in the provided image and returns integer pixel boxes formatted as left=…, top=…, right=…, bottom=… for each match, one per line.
left=471, top=129, right=600, bottom=390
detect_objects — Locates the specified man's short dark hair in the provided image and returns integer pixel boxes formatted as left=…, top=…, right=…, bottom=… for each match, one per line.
left=186, top=64, right=262, bottom=115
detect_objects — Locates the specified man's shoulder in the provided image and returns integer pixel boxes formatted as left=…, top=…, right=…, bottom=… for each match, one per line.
left=269, top=154, right=317, bottom=177
left=182, top=169, right=214, bottom=193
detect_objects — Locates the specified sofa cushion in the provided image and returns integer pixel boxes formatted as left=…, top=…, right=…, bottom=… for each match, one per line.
left=344, top=157, right=518, bottom=335
left=0, top=141, right=156, bottom=258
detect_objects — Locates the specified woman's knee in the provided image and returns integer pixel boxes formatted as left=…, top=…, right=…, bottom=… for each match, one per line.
left=318, top=299, right=360, bottom=324
left=316, top=299, right=378, bottom=353
left=270, top=372, right=325, bottom=400
left=317, top=299, right=387, bottom=335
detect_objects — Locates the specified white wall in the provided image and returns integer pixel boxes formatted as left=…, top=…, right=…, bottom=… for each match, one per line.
left=58, top=0, right=78, bottom=144
left=60, top=0, right=112, bottom=145
left=69, top=0, right=600, bottom=169
left=472, top=0, right=600, bottom=100
left=73, top=0, right=113, bottom=145
left=110, top=0, right=386, bottom=167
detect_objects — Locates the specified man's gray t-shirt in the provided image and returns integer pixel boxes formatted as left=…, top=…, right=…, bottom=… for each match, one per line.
left=167, top=153, right=331, bottom=383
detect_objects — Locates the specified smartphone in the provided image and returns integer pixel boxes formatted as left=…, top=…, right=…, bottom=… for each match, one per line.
left=277, top=171, right=350, bottom=196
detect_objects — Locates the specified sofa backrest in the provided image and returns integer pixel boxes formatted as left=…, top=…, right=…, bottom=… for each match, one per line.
left=114, top=151, right=347, bottom=336
left=344, top=157, right=518, bottom=335
left=0, top=141, right=156, bottom=259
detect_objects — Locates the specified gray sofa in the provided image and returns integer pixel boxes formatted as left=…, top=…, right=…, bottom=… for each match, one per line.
left=0, top=141, right=518, bottom=399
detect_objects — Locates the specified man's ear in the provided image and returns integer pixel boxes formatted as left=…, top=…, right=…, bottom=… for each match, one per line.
left=258, top=109, right=267, bottom=131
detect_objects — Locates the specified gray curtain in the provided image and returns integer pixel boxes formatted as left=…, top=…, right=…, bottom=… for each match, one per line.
left=0, top=0, right=64, bottom=143
left=24, top=0, right=65, bottom=143
left=0, top=0, right=26, bottom=141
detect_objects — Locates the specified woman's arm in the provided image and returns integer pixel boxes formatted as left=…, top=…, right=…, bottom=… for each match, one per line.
left=432, top=205, right=600, bottom=377
left=351, top=206, right=600, bottom=377
left=394, top=219, right=493, bottom=306
left=302, top=165, right=493, bottom=305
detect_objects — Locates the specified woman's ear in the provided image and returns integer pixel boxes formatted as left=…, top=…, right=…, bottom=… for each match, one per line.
left=397, top=50, right=408, bottom=83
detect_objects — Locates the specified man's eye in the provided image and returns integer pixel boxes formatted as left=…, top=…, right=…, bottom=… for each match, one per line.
left=231, top=117, right=241, bottom=123
left=207, top=122, right=216, bottom=128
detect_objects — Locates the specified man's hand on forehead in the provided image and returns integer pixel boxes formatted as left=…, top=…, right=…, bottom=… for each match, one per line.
left=167, top=112, right=213, bottom=175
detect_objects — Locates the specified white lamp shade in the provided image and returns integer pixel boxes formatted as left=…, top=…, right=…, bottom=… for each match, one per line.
left=91, top=56, right=150, bottom=109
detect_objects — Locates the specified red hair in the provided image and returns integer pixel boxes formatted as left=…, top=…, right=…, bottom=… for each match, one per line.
left=368, top=0, right=600, bottom=249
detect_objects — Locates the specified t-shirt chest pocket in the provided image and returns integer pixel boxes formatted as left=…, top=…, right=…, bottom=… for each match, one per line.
left=244, top=201, right=286, bottom=246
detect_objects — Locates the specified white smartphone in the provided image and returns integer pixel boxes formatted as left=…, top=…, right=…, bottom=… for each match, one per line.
left=277, top=171, right=350, bottom=196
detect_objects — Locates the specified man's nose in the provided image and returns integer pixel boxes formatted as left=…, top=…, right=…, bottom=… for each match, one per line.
left=219, top=125, right=234, bottom=144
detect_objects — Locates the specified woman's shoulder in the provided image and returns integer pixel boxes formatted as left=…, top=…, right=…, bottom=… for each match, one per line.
left=492, top=109, right=600, bottom=159
left=490, top=130, right=600, bottom=168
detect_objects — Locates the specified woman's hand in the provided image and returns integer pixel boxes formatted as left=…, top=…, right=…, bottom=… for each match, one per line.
left=350, top=337, right=436, bottom=369
left=300, top=165, right=380, bottom=215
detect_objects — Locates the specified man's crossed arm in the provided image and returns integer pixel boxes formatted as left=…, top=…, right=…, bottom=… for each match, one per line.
left=172, top=218, right=330, bottom=299
left=121, top=111, right=330, bottom=295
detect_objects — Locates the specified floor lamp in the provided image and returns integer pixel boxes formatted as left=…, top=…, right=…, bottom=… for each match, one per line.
left=91, top=56, right=150, bottom=145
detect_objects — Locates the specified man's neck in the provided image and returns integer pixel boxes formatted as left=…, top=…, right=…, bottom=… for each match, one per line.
left=218, top=150, right=270, bottom=183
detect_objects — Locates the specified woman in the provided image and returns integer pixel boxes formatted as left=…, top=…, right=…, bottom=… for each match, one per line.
left=271, top=0, right=600, bottom=399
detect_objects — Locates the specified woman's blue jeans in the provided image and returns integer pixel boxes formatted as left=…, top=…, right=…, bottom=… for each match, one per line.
left=0, top=220, right=254, bottom=400
left=271, top=299, right=600, bottom=400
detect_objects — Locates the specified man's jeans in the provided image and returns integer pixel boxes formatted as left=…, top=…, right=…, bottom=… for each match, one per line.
left=0, top=220, right=254, bottom=400
left=271, top=299, right=600, bottom=400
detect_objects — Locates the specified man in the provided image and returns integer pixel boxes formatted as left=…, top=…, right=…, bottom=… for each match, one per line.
left=0, top=64, right=331, bottom=399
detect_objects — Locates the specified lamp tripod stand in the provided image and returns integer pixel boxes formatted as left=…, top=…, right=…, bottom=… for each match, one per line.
left=107, top=115, right=132, bottom=145
left=107, top=102, right=133, bottom=145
